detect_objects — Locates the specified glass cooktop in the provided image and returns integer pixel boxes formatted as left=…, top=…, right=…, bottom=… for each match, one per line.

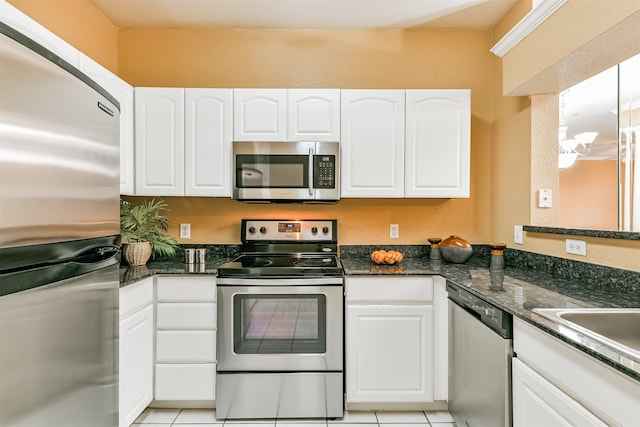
left=217, top=254, right=343, bottom=277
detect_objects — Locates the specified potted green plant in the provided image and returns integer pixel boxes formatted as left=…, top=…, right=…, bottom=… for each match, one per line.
left=120, top=198, right=179, bottom=266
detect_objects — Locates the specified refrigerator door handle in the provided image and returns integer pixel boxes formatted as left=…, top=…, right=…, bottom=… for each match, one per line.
left=73, top=245, right=121, bottom=264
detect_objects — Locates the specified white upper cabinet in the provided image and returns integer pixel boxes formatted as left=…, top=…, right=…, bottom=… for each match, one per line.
left=341, top=90, right=406, bottom=197
left=185, top=89, right=233, bottom=196
left=287, top=89, right=340, bottom=141
left=78, top=53, right=135, bottom=195
left=135, top=87, right=185, bottom=196
left=135, top=87, right=233, bottom=197
left=234, top=88, right=340, bottom=142
left=234, top=89, right=287, bottom=141
left=0, top=0, right=79, bottom=67
left=405, top=90, right=470, bottom=198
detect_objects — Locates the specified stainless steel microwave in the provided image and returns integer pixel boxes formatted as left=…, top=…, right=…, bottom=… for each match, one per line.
left=233, top=141, right=340, bottom=202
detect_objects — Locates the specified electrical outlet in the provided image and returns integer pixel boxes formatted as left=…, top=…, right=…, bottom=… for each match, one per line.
left=390, top=224, right=399, bottom=239
left=514, top=225, right=523, bottom=245
left=180, top=223, right=191, bottom=239
left=538, top=189, right=552, bottom=208
left=566, top=239, right=587, bottom=256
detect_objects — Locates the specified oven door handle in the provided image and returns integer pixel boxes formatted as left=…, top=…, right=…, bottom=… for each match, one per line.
left=216, top=277, right=344, bottom=286
left=308, top=147, right=314, bottom=197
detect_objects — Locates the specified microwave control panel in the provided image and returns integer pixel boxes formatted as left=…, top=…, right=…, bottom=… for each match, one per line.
left=313, top=155, right=336, bottom=188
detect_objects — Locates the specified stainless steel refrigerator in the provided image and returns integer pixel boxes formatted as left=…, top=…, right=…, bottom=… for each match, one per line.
left=0, top=22, right=120, bottom=427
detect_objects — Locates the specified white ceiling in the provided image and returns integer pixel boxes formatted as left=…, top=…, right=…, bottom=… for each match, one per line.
left=89, top=0, right=518, bottom=30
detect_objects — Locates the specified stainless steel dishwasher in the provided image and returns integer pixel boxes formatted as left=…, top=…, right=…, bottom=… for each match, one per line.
left=447, top=281, right=513, bottom=427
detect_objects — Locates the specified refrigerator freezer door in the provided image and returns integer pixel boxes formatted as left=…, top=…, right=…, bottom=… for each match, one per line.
left=0, top=263, right=119, bottom=427
left=0, top=23, right=120, bottom=250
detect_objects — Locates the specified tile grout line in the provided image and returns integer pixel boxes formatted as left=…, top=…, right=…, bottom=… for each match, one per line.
left=132, top=408, right=452, bottom=426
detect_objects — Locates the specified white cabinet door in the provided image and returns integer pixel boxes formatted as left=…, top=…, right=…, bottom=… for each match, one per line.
left=155, top=363, right=216, bottom=401
left=156, top=331, right=216, bottom=363
left=156, top=302, right=216, bottom=330
left=156, top=276, right=217, bottom=302
left=78, top=53, right=135, bottom=195
left=234, top=89, right=286, bottom=141
left=119, top=304, right=153, bottom=427
left=341, top=90, right=405, bottom=197
left=513, top=318, right=640, bottom=426
left=154, top=276, right=217, bottom=402
left=287, top=89, right=340, bottom=141
left=135, top=87, right=185, bottom=195
left=512, top=358, right=607, bottom=427
left=405, top=90, right=470, bottom=198
left=0, top=0, right=79, bottom=67
left=185, top=89, right=233, bottom=196
left=346, top=304, right=434, bottom=403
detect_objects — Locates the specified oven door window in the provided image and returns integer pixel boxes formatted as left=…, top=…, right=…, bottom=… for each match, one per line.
left=236, top=155, right=308, bottom=188
left=233, top=294, right=326, bottom=354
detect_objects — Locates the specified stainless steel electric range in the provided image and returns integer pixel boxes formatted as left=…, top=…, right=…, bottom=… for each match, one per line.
left=216, top=219, right=344, bottom=420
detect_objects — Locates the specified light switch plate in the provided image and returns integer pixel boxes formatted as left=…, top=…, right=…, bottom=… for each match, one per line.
left=514, top=225, right=523, bottom=245
left=390, top=224, right=399, bottom=239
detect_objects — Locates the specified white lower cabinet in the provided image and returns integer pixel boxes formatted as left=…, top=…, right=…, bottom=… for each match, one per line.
left=347, top=303, right=433, bottom=403
left=512, top=358, right=606, bottom=426
left=156, top=331, right=216, bottom=363
left=155, top=364, right=216, bottom=401
left=119, top=278, right=154, bottom=427
left=345, top=276, right=447, bottom=407
left=513, top=318, right=640, bottom=426
left=154, top=276, right=217, bottom=402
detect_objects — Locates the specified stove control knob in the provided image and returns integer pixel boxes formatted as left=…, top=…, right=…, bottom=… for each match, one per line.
left=248, top=226, right=256, bottom=234
left=322, top=226, right=330, bottom=234
left=260, top=226, right=267, bottom=234
left=311, top=227, right=318, bottom=234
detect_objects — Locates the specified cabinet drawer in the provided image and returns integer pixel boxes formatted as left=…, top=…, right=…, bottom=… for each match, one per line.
left=120, top=278, right=154, bottom=319
left=156, top=303, right=216, bottom=329
left=156, top=276, right=216, bottom=302
left=155, top=363, right=216, bottom=400
left=346, top=277, right=433, bottom=303
left=156, top=331, right=216, bottom=363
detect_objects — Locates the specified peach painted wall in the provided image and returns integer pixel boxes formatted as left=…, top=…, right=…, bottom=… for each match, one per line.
left=118, top=28, right=494, bottom=246
left=489, top=0, right=532, bottom=249
left=559, top=160, right=618, bottom=230
left=7, top=0, right=118, bottom=72
left=491, top=1, right=640, bottom=272
left=8, top=0, right=639, bottom=270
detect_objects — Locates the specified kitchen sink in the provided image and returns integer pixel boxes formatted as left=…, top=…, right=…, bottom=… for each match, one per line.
left=533, top=308, right=640, bottom=360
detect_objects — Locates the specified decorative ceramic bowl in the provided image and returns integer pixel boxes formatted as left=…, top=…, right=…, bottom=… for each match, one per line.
left=439, top=235, right=473, bottom=264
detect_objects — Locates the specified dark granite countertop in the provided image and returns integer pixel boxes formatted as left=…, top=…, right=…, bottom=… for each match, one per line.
left=119, top=244, right=640, bottom=382
left=119, top=244, right=241, bottom=286
left=119, top=257, right=224, bottom=286
left=340, top=249, right=640, bottom=382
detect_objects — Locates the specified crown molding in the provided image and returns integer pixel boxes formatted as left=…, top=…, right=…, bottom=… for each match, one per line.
left=491, top=0, right=568, bottom=58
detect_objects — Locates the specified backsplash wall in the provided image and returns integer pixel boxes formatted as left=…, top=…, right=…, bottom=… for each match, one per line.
left=122, top=196, right=490, bottom=245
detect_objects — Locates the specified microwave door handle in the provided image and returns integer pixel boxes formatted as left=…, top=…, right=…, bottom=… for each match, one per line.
left=308, top=148, right=314, bottom=196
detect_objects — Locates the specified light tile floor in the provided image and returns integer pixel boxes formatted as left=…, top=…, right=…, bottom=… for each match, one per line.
left=133, top=409, right=455, bottom=427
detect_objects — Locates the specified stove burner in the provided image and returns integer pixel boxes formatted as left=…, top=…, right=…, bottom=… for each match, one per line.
left=247, top=259, right=273, bottom=268
left=293, top=258, right=335, bottom=267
